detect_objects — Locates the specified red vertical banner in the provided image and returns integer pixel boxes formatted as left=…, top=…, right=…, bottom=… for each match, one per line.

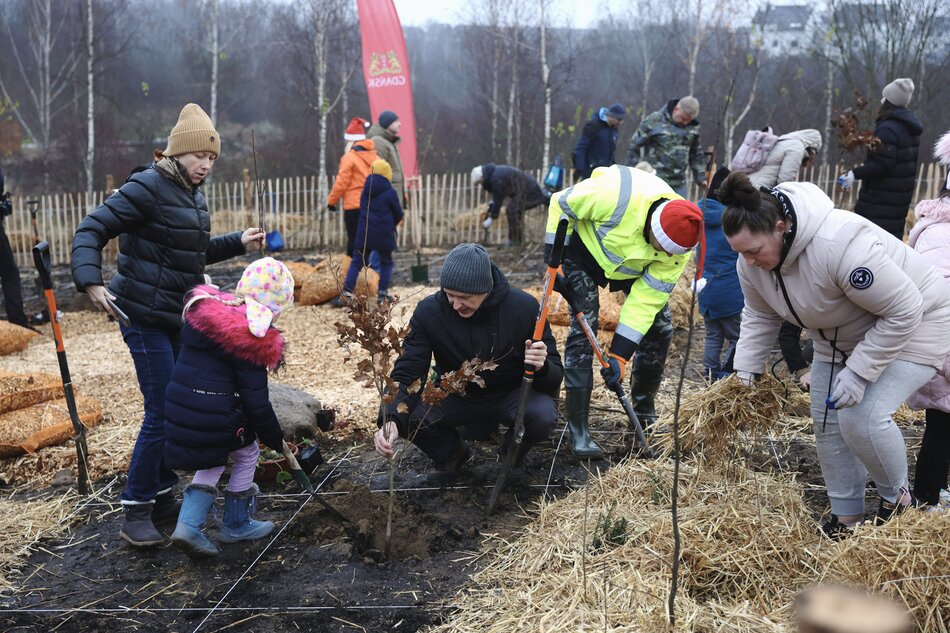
left=356, top=0, right=418, bottom=186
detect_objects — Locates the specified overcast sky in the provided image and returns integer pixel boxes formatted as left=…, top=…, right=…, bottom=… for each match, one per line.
left=391, top=0, right=600, bottom=29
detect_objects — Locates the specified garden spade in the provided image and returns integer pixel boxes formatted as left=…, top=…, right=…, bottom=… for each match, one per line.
left=553, top=274, right=652, bottom=457
left=281, top=442, right=353, bottom=525
left=487, top=218, right=568, bottom=514
left=32, top=241, right=91, bottom=495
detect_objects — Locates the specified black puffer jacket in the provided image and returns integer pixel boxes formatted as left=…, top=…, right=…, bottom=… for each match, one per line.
left=386, top=264, right=563, bottom=434
left=853, top=107, right=923, bottom=238
left=71, top=165, right=245, bottom=330
left=480, top=163, right=549, bottom=219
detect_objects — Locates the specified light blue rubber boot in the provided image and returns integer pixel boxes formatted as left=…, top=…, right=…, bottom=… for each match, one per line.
left=170, top=484, right=220, bottom=559
left=218, top=483, right=274, bottom=543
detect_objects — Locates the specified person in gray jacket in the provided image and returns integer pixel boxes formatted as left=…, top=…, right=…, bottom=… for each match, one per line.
left=747, top=129, right=822, bottom=190
left=719, top=171, right=950, bottom=539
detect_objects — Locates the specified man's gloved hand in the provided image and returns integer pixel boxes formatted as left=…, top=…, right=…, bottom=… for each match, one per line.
left=836, top=170, right=855, bottom=189
left=482, top=216, right=493, bottom=229
left=601, top=354, right=627, bottom=389
left=327, top=203, right=338, bottom=212
left=736, top=371, right=756, bottom=387
left=829, top=367, right=867, bottom=409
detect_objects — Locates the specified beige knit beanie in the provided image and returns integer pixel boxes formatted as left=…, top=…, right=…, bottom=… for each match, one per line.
left=162, top=103, right=221, bottom=158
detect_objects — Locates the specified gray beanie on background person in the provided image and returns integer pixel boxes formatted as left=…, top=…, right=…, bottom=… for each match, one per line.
left=440, top=243, right=493, bottom=294
left=882, top=78, right=914, bottom=107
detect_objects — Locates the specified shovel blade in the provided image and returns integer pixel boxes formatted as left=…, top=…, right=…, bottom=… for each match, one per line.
left=289, top=467, right=316, bottom=494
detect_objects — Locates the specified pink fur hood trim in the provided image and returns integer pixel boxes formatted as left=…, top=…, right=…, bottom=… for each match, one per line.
left=184, top=285, right=285, bottom=370
left=908, top=197, right=950, bottom=248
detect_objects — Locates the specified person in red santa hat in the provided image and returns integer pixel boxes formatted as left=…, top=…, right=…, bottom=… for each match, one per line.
left=327, top=117, right=378, bottom=257
left=546, top=164, right=704, bottom=459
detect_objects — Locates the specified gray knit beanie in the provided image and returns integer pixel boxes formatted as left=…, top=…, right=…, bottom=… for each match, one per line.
left=440, top=243, right=493, bottom=294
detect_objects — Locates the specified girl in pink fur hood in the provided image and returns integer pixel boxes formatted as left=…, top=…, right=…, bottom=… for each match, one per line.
left=905, top=130, right=950, bottom=506
left=164, top=257, right=296, bottom=558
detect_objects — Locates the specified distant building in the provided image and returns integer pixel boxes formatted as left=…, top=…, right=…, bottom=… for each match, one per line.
left=753, top=3, right=817, bottom=57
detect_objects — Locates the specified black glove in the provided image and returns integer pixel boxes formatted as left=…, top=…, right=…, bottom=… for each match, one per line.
left=601, top=355, right=626, bottom=390
left=327, top=203, right=338, bottom=212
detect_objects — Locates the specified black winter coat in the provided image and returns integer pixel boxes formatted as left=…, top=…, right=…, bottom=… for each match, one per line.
left=572, top=115, right=618, bottom=180
left=354, top=174, right=403, bottom=253
left=164, top=287, right=285, bottom=471
left=853, top=107, right=923, bottom=238
left=71, top=165, right=245, bottom=331
left=480, top=163, right=549, bottom=219
left=386, top=265, right=563, bottom=435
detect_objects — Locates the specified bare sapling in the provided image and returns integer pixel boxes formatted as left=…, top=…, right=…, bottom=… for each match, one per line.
left=335, top=294, right=496, bottom=557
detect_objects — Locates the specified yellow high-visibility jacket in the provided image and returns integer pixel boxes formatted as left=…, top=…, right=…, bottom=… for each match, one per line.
left=546, top=165, right=690, bottom=360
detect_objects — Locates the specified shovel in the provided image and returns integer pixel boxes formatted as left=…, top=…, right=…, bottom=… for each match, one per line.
left=281, top=441, right=353, bottom=524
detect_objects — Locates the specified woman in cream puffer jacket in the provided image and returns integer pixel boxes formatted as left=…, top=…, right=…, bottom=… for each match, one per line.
left=719, top=170, right=950, bottom=535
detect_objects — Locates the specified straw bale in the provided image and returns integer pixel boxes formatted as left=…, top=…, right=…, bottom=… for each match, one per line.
left=297, top=254, right=379, bottom=305
left=454, top=208, right=508, bottom=233
left=526, top=285, right=623, bottom=331
left=651, top=373, right=791, bottom=459
left=0, top=321, right=40, bottom=356
left=284, top=261, right=316, bottom=290
left=431, top=460, right=817, bottom=632
left=0, top=395, right=103, bottom=457
left=209, top=209, right=254, bottom=233
left=669, top=261, right=700, bottom=330
left=0, top=370, right=63, bottom=414
left=818, top=512, right=950, bottom=633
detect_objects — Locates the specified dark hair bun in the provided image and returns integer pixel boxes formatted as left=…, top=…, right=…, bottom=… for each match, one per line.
left=718, top=171, right=761, bottom=211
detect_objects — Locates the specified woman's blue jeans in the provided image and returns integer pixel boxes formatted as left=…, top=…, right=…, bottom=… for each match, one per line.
left=119, top=322, right=181, bottom=504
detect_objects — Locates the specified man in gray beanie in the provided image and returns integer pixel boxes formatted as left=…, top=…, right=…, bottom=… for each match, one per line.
left=374, top=243, right=563, bottom=476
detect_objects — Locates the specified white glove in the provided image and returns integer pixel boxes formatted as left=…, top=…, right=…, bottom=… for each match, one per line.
left=691, top=278, right=707, bottom=294
left=736, top=371, right=756, bottom=387
left=829, top=367, right=867, bottom=409
left=836, top=170, right=855, bottom=189
left=482, top=216, right=493, bottom=229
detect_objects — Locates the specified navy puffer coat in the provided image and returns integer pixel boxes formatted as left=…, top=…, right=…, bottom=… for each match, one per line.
left=71, top=165, right=245, bottom=331
left=164, top=286, right=285, bottom=471
left=353, top=174, right=403, bottom=252
left=853, top=107, right=923, bottom=238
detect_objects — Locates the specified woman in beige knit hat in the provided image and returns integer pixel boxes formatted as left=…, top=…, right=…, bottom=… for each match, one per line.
left=71, top=103, right=265, bottom=548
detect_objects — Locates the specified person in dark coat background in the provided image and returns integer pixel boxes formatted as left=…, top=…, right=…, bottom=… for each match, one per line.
left=336, top=159, right=404, bottom=305
left=471, top=163, right=550, bottom=246
left=572, top=103, right=625, bottom=181
left=71, top=103, right=263, bottom=548
left=164, top=258, right=292, bottom=559
left=838, top=78, right=922, bottom=240
left=697, top=168, right=743, bottom=380
left=0, top=166, right=29, bottom=329
left=374, top=244, right=563, bottom=473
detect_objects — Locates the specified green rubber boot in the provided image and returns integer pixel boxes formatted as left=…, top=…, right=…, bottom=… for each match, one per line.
left=564, top=367, right=605, bottom=459
left=630, top=363, right=664, bottom=428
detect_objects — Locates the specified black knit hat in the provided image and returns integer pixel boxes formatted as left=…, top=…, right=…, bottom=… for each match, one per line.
left=440, top=244, right=493, bottom=294
left=606, top=103, right=626, bottom=120
left=379, top=110, right=399, bottom=130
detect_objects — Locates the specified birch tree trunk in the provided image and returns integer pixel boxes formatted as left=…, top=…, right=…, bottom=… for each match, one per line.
left=540, top=0, right=551, bottom=169
left=822, top=52, right=834, bottom=165
left=210, top=0, right=219, bottom=124
left=315, top=12, right=329, bottom=204
left=85, top=0, right=94, bottom=199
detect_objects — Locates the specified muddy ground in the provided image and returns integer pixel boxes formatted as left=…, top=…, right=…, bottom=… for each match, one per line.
left=0, top=243, right=928, bottom=632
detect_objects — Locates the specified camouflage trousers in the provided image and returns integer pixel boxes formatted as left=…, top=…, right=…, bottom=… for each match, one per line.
left=561, top=258, right=673, bottom=383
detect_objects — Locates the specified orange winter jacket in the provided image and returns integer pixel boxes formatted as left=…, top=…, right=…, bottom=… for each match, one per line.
left=327, top=139, right=378, bottom=210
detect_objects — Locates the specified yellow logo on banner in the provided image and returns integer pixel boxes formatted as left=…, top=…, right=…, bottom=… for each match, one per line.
left=368, top=50, right=403, bottom=76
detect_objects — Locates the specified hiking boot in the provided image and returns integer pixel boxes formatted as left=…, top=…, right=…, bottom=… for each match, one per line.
left=328, top=295, right=347, bottom=307
left=819, top=514, right=861, bottom=541
left=377, top=294, right=395, bottom=305
left=875, top=490, right=923, bottom=525
left=151, top=488, right=181, bottom=525
left=170, top=484, right=220, bottom=559
left=219, top=484, right=274, bottom=543
left=119, top=503, right=165, bottom=547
